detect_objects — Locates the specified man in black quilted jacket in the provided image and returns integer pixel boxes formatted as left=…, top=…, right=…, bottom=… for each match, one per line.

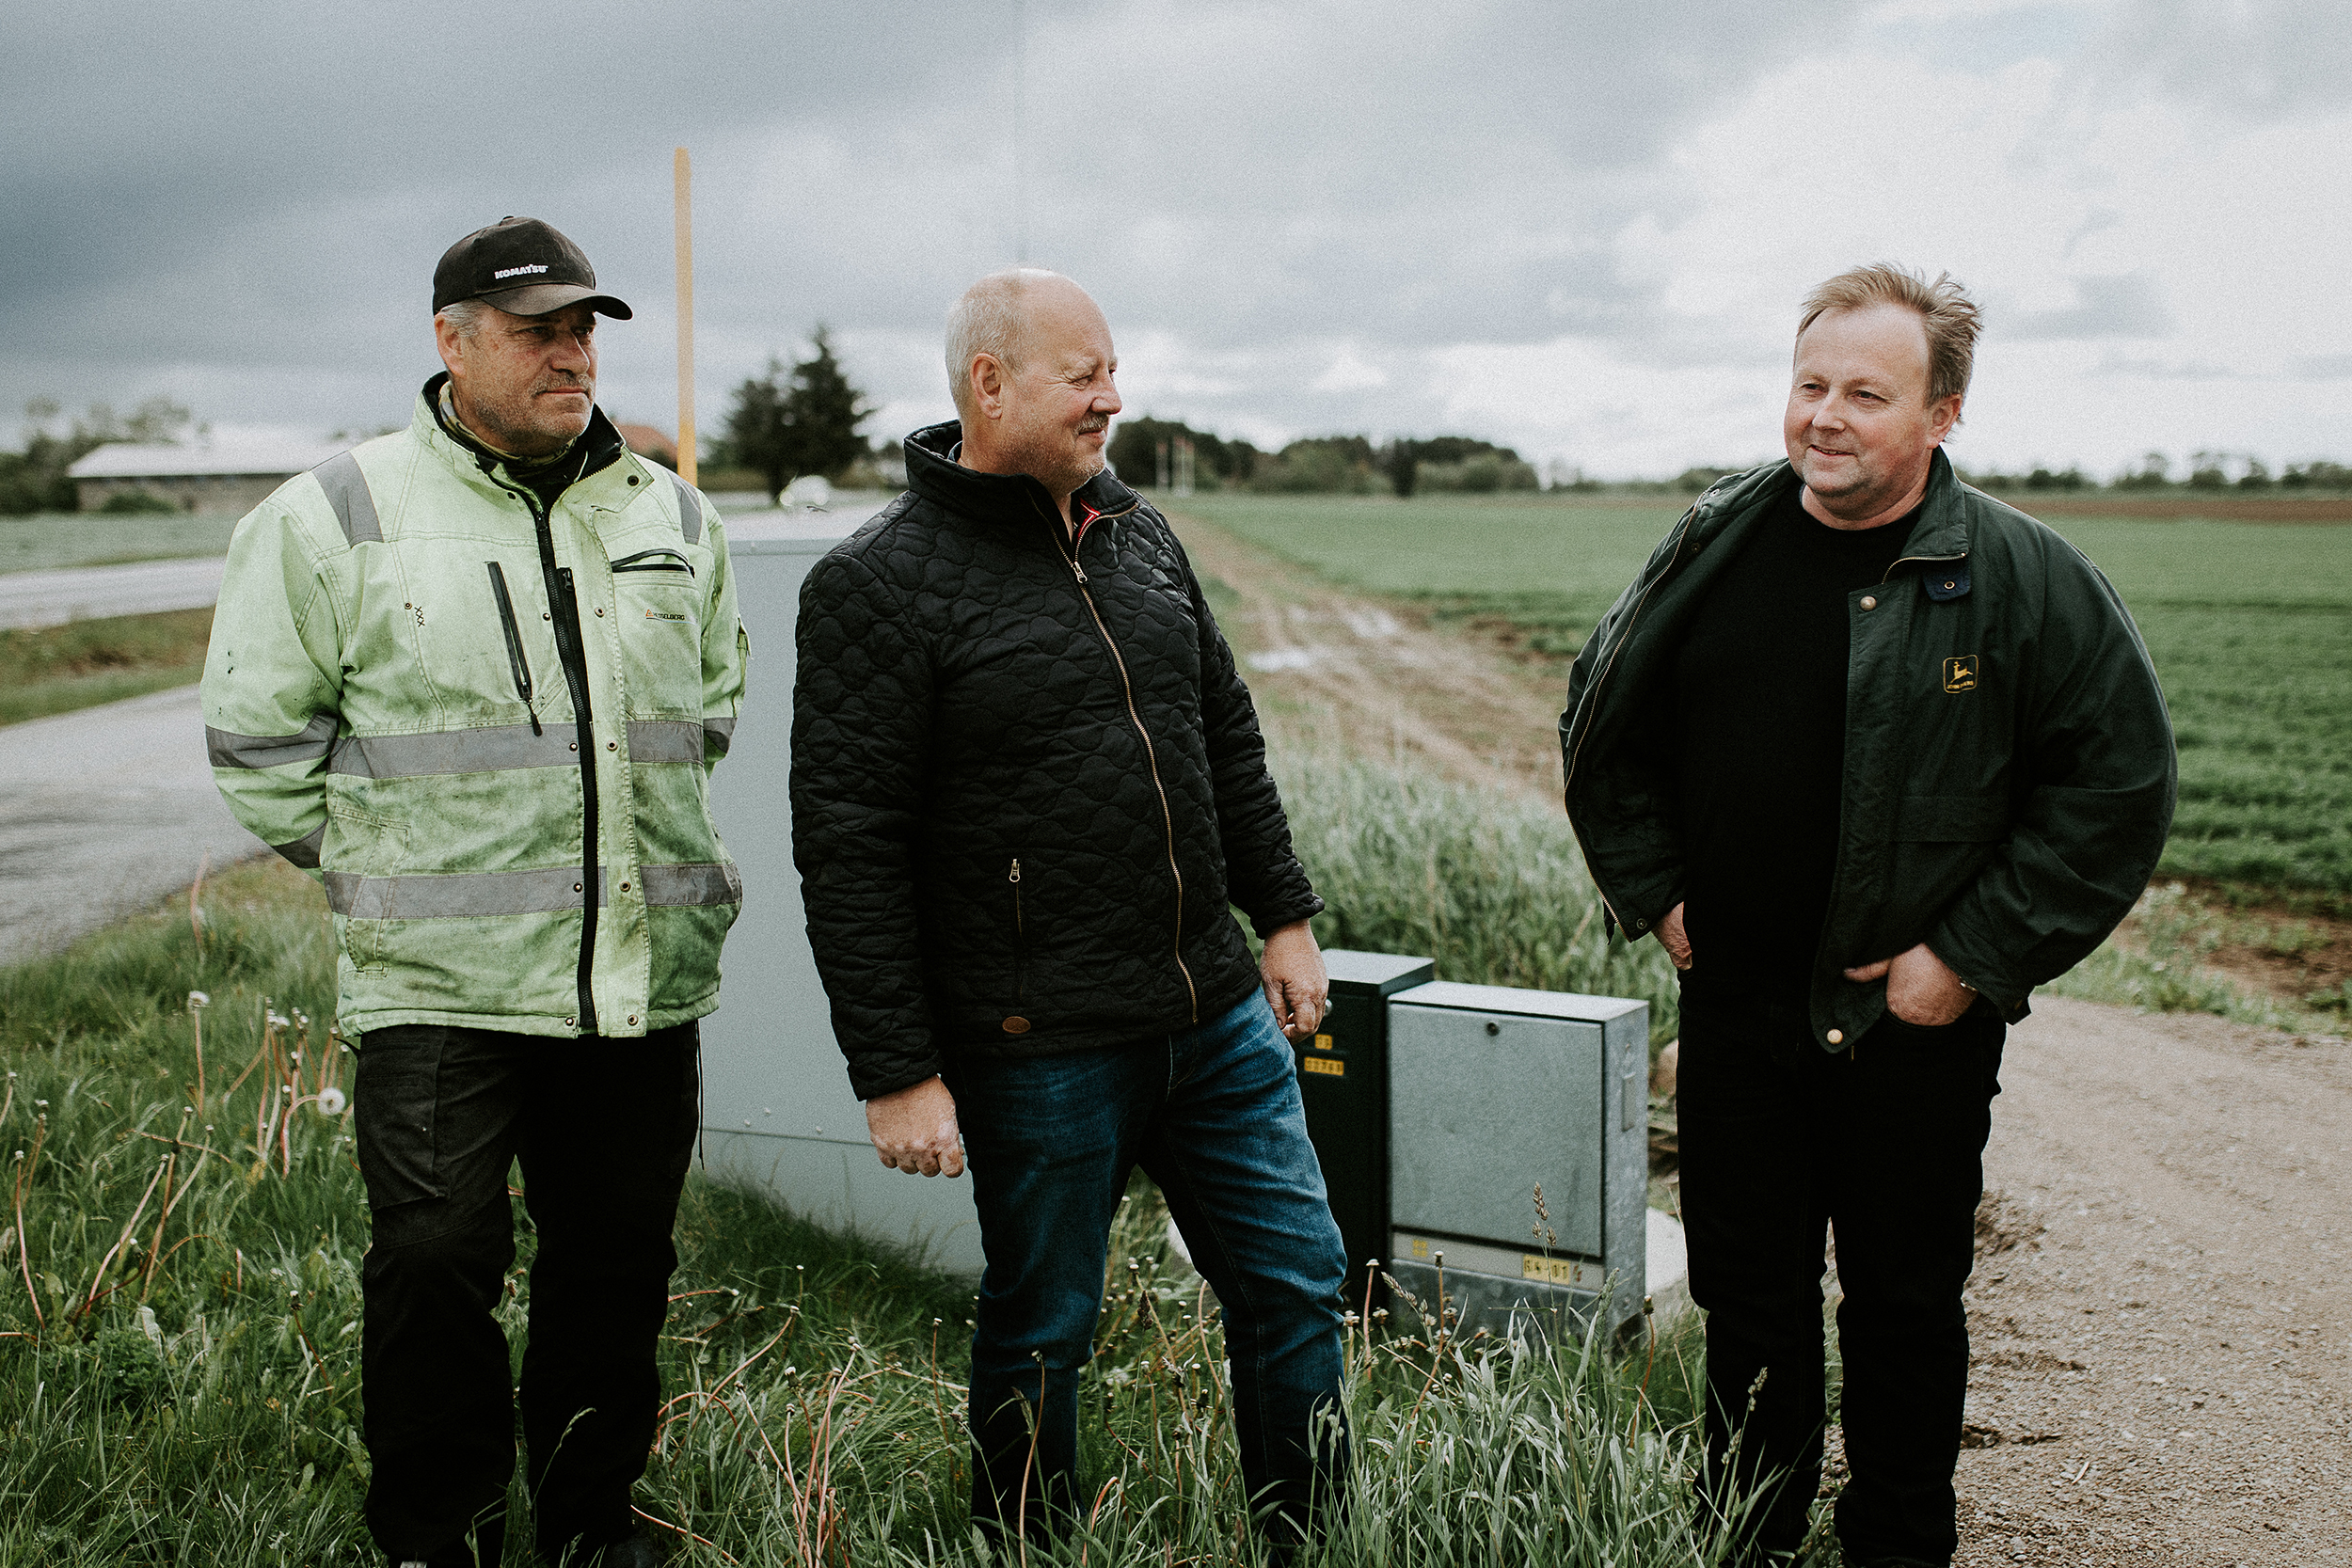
left=789, top=269, right=1349, bottom=1550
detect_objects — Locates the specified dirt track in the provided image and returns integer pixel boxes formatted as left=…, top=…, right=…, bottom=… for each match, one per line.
left=1170, top=511, right=2352, bottom=1566
left=1954, top=998, right=2352, bottom=1566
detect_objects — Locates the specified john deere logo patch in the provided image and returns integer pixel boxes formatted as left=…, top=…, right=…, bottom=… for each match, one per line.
left=1944, top=655, right=1979, bottom=693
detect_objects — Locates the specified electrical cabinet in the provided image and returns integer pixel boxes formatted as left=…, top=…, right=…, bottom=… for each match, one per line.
left=1292, top=950, right=1436, bottom=1307
left=1384, top=982, right=1649, bottom=1339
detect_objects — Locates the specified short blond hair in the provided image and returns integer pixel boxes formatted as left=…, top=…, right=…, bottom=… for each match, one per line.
left=1799, top=262, right=1982, bottom=409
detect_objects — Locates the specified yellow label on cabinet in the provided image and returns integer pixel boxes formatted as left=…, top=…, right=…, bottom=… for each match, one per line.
left=1312, top=1033, right=1334, bottom=1051
left=1301, top=1055, right=1345, bottom=1077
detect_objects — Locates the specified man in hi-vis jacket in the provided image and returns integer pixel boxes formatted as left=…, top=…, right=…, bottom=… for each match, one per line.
left=1562, top=263, right=2173, bottom=1568
left=203, top=216, right=744, bottom=1568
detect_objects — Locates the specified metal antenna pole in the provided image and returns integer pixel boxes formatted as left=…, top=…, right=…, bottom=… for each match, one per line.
left=1013, top=0, right=1027, bottom=262
left=673, top=147, right=697, bottom=486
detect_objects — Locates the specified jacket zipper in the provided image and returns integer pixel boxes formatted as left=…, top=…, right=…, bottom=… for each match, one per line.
left=1811, top=543, right=1971, bottom=1030
left=1033, top=497, right=1199, bottom=1021
left=483, top=459, right=601, bottom=1036
left=611, top=547, right=695, bottom=578
left=1880, top=549, right=1965, bottom=584
left=485, top=562, right=542, bottom=736
left=1009, top=857, right=1025, bottom=1006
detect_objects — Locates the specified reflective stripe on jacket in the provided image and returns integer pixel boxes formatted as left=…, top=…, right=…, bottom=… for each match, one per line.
left=1560, top=449, right=2176, bottom=1051
left=202, top=379, right=747, bottom=1040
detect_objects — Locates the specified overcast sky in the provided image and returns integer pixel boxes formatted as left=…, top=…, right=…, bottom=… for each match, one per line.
left=5, top=0, right=2347, bottom=480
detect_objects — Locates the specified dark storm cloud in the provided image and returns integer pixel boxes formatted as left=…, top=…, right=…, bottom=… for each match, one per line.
left=0, top=1, right=981, bottom=353
left=34, top=0, right=2314, bottom=458
left=3, top=0, right=1894, bottom=434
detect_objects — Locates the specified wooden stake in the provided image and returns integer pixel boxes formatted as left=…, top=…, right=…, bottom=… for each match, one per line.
left=674, top=147, right=697, bottom=486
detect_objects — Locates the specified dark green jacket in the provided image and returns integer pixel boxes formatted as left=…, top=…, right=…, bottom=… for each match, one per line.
left=1560, top=449, right=2176, bottom=1050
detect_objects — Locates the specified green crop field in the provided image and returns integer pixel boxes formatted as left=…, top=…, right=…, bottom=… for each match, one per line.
left=1176, top=492, right=2352, bottom=898
left=0, top=511, right=240, bottom=575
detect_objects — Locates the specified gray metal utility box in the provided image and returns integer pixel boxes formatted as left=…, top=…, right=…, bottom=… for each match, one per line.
left=699, top=522, right=988, bottom=1277
left=1384, top=981, right=1649, bottom=1339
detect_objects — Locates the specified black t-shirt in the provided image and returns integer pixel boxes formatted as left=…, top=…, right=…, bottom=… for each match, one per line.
left=1671, top=486, right=1919, bottom=998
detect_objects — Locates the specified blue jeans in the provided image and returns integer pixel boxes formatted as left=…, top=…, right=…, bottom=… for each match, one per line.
left=943, top=990, right=1350, bottom=1545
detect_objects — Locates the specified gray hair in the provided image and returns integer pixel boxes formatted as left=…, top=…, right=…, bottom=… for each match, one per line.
left=945, top=268, right=1064, bottom=423
left=436, top=298, right=492, bottom=342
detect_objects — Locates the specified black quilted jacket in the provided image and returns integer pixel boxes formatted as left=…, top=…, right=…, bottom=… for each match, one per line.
left=791, top=422, right=1324, bottom=1100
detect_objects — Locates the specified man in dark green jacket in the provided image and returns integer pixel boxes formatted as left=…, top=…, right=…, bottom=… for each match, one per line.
left=1561, top=264, right=2173, bottom=1567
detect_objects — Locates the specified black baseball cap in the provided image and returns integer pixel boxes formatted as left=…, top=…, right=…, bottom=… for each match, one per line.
left=432, top=216, right=633, bottom=320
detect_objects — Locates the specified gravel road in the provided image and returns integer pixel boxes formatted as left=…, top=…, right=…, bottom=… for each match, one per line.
left=0, top=683, right=263, bottom=963
left=1950, top=996, right=2351, bottom=1565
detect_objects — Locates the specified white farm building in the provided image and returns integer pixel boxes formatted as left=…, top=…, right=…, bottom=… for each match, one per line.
left=69, top=433, right=353, bottom=515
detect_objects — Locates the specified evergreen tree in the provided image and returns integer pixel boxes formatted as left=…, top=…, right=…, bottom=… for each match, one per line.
left=721, top=327, right=874, bottom=504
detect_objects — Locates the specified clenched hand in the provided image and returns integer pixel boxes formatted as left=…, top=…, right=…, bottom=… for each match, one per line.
left=865, top=1074, right=965, bottom=1178
left=1261, top=920, right=1330, bottom=1040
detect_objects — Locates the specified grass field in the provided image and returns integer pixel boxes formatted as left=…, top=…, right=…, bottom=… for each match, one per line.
left=1178, top=491, right=2352, bottom=898
left=1275, top=743, right=1682, bottom=1048
left=0, top=511, right=240, bottom=575
left=0, top=849, right=1756, bottom=1566
left=0, top=607, right=215, bottom=726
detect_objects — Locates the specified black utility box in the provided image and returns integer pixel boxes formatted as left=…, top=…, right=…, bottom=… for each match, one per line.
left=1295, top=949, right=1436, bottom=1308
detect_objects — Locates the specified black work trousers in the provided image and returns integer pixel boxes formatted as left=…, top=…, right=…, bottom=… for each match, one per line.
left=354, top=1022, right=699, bottom=1567
left=1677, top=981, right=2003, bottom=1566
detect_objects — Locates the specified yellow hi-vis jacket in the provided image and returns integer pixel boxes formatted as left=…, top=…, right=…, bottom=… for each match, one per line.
left=202, top=379, right=747, bottom=1040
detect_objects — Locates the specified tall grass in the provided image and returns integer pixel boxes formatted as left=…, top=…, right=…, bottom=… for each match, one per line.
left=0, top=816, right=1736, bottom=1564
left=1275, top=746, right=1682, bottom=1049
left=0, top=607, right=216, bottom=726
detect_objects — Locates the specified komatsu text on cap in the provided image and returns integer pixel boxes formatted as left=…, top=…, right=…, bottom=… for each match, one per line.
left=432, top=216, right=633, bottom=320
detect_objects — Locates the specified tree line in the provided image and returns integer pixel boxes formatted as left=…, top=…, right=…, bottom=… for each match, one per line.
left=1, top=398, right=195, bottom=515
left=1958, top=451, right=2352, bottom=495
left=1104, top=420, right=1543, bottom=497
left=13, top=356, right=2352, bottom=514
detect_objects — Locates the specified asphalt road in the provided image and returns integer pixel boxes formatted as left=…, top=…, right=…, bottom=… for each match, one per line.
left=0, top=499, right=895, bottom=633
left=0, top=683, right=265, bottom=964
left=0, top=509, right=893, bottom=966
left=0, top=557, right=227, bottom=629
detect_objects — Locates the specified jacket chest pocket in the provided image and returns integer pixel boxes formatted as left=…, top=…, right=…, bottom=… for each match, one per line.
left=610, top=550, right=704, bottom=716
left=401, top=555, right=554, bottom=720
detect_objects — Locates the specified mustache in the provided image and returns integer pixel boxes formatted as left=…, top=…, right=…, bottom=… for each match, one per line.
left=1077, top=414, right=1110, bottom=435
left=535, top=375, right=592, bottom=394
